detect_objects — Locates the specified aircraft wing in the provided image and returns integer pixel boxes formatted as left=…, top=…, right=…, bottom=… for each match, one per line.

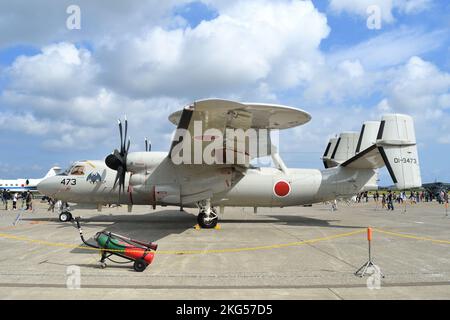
left=168, top=99, right=311, bottom=166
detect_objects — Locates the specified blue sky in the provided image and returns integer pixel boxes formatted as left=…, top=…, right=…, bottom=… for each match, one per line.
left=0, top=0, right=449, bottom=185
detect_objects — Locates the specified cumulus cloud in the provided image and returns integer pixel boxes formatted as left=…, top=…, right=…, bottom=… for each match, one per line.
left=1, top=42, right=185, bottom=150
left=382, top=56, right=450, bottom=113
left=96, top=0, right=330, bottom=99
left=6, top=43, right=97, bottom=100
left=374, top=56, right=450, bottom=143
left=0, top=0, right=334, bottom=152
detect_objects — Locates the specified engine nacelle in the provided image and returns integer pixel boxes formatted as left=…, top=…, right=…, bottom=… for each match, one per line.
left=129, top=173, right=147, bottom=187
left=126, top=152, right=167, bottom=173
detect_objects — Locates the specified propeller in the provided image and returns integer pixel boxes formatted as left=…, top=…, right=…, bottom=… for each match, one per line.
left=145, top=138, right=152, bottom=152
left=105, top=118, right=131, bottom=200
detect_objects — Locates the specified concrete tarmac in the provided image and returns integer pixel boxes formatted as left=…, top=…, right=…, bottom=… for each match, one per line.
left=0, top=200, right=449, bottom=299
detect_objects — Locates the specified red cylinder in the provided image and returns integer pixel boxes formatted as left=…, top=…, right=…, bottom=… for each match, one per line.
left=367, top=227, right=373, bottom=242
left=124, top=247, right=155, bottom=264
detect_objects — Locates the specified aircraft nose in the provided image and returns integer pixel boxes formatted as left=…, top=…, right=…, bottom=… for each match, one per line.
left=37, top=177, right=58, bottom=196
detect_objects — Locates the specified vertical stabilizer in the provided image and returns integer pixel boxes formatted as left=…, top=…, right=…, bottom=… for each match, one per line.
left=376, top=114, right=421, bottom=190
left=356, top=121, right=381, bottom=154
left=43, top=167, right=62, bottom=179
left=322, top=137, right=338, bottom=168
left=332, top=132, right=359, bottom=163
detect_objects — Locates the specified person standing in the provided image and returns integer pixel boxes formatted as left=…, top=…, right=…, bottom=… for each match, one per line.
left=1, top=190, right=4, bottom=206
left=25, top=191, right=33, bottom=211
left=439, top=190, right=445, bottom=204
left=12, top=193, right=18, bottom=210
left=381, top=193, right=386, bottom=209
left=21, top=191, right=27, bottom=208
left=3, top=190, right=9, bottom=210
left=47, top=197, right=56, bottom=213
left=387, top=191, right=394, bottom=211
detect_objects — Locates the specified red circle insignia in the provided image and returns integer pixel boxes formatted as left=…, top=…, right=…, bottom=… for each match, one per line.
left=274, top=180, right=291, bottom=197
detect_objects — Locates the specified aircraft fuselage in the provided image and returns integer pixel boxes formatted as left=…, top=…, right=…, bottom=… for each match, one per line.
left=38, top=152, right=376, bottom=208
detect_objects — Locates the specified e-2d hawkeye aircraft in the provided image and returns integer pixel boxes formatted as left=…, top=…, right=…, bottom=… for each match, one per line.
left=37, top=99, right=422, bottom=227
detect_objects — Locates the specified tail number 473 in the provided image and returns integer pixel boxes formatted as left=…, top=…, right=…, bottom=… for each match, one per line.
left=61, top=179, right=77, bottom=186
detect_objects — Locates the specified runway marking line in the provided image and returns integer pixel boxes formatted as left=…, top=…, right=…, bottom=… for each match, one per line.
left=0, top=229, right=365, bottom=255
left=0, top=227, right=449, bottom=255
left=373, top=228, right=450, bottom=245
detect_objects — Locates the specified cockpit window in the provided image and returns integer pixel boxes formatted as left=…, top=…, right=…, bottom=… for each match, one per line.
left=70, top=165, right=85, bottom=176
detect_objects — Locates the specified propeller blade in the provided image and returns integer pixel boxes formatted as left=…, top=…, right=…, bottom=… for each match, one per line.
left=118, top=120, right=123, bottom=154
left=145, top=138, right=148, bottom=152
left=124, top=117, right=128, bottom=154
left=113, top=171, right=120, bottom=189
left=106, top=117, right=131, bottom=204
left=126, top=137, right=131, bottom=154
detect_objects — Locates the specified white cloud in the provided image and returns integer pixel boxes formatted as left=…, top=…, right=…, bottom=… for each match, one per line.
left=1, top=42, right=186, bottom=150
left=382, top=56, right=450, bottom=114
left=0, top=113, right=51, bottom=135
left=95, top=0, right=330, bottom=99
left=328, top=0, right=432, bottom=23
left=396, top=0, right=433, bottom=14
left=371, top=56, right=450, bottom=144
left=7, top=43, right=97, bottom=100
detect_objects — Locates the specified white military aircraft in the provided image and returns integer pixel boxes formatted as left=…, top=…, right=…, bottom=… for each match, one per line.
left=37, top=99, right=422, bottom=226
left=0, top=167, right=61, bottom=193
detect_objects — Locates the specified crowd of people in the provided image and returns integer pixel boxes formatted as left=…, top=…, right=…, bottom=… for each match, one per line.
left=1, top=189, right=34, bottom=211
left=353, top=189, right=449, bottom=211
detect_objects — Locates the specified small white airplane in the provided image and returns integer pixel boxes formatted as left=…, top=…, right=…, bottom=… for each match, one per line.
left=37, top=99, right=422, bottom=226
left=0, top=167, right=61, bottom=193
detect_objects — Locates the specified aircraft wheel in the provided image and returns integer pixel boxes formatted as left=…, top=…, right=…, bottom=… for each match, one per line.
left=99, top=262, right=107, bottom=269
left=59, top=212, right=72, bottom=222
left=133, top=259, right=148, bottom=272
left=197, top=211, right=218, bottom=229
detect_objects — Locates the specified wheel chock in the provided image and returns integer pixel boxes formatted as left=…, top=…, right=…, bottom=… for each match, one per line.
left=194, top=224, right=221, bottom=230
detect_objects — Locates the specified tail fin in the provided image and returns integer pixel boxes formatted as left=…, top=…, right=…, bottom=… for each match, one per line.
left=322, top=137, right=338, bottom=168
left=341, top=114, right=422, bottom=190
left=322, top=132, right=359, bottom=168
left=355, top=121, right=381, bottom=153
left=43, top=167, right=62, bottom=179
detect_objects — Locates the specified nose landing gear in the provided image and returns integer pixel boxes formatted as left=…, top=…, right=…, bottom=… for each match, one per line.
left=59, top=211, right=73, bottom=222
left=57, top=201, right=73, bottom=222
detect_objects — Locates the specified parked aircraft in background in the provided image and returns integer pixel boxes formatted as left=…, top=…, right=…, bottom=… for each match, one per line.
left=422, top=182, right=450, bottom=197
left=0, top=167, right=61, bottom=193
left=37, top=99, right=422, bottom=226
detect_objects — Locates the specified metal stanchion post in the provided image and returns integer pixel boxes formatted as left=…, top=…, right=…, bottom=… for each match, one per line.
left=355, top=227, right=385, bottom=278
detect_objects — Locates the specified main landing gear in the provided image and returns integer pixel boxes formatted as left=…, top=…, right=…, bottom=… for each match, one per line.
left=197, top=199, right=218, bottom=229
